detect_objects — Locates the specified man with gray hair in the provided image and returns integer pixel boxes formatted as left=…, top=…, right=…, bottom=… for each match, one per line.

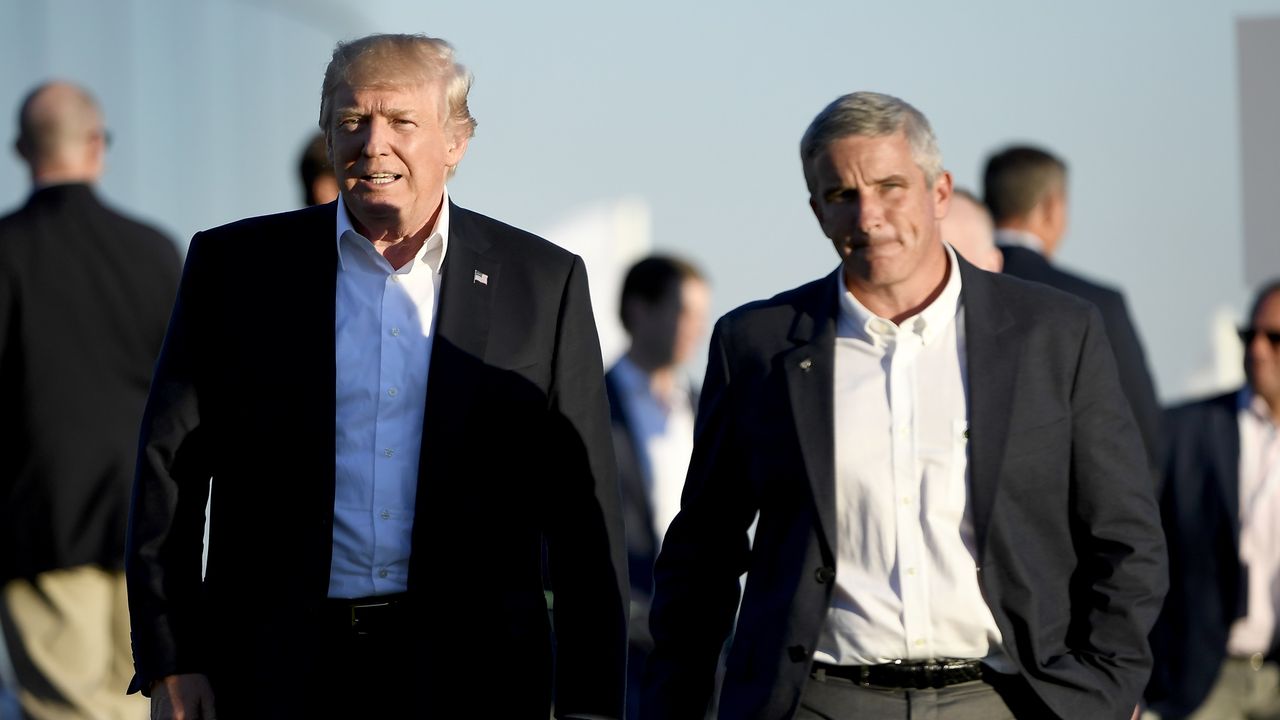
left=126, top=34, right=626, bottom=719
left=642, top=91, right=1166, bottom=719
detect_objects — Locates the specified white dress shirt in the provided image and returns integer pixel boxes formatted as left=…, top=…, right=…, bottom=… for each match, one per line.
left=1227, top=389, right=1280, bottom=656
left=610, top=356, right=696, bottom=546
left=994, top=228, right=1046, bottom=254
left=329, top=192, right=449, bottom=598
left=814, top=244, right=1009, bottom=669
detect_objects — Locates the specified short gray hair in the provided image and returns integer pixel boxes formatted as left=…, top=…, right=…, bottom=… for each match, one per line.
left=800, top=91, right=942, bottom=190
left=319, top=33, right=476, bottom=145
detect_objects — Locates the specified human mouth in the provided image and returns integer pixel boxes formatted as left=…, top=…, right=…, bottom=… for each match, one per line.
left=360, top=172, right=401, bottom=186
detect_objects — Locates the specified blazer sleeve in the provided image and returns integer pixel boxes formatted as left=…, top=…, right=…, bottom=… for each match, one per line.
left=1049, top=305, right=1169, bottom=715
left=641, top=316, right=757, bottom=720
left=125, top=232, right=216, bottom=693
left=543, top=255, right=629, bottom=719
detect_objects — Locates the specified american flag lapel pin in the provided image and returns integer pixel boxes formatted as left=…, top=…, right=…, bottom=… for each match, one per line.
left=473, top=270, right=489, bottom=285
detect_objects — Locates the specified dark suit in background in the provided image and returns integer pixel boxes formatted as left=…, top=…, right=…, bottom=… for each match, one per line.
left=1146, top=281, right=1280, bottom=719
left=999, top=244, right=1163, bottom=474
left=0, top=183, right=179, bottom=585
left=1145, top=391, right=1249, bottom=716
left=0, top=79, right=178, bottom=720
left=126, top=201, right=626, bottom=718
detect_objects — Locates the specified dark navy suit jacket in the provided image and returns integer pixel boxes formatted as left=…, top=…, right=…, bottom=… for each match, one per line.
left=126, top=201, right=627, bottom=719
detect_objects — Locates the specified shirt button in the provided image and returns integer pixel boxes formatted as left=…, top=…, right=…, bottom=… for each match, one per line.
left=901, top=496, right=912, bottom=506
left=906, top=567, right=917, bottom=576
left=387, top=387, right=398, bottom=397
left=380, top=509, right=391, bottom=520
left=378, top=568, right=389, bottom=578
left=914, top=639, right=925, bottom=647
left=390, top=327, right=401, bottom=337
left=383, top=448, right=394, bottom=458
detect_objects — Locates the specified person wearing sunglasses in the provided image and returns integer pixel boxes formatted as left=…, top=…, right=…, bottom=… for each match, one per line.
left=1147, top=279, right=1280, bottom=719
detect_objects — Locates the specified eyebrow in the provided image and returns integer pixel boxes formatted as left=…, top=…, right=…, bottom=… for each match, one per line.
left=333, top=106, right=419, bottom=119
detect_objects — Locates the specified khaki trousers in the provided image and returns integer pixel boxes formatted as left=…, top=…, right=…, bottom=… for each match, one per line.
left=0, top=567, right=146, bottom=720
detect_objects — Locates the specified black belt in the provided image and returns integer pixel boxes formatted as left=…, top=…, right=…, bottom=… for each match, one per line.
left=812, top=659, right=983, bottom=689
left=325, top=593, right=409, bottom=637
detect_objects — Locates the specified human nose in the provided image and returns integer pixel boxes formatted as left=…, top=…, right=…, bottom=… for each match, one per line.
left=362, top=118, right=391, bottom=157
left=857, top=190, right=883, bottom=234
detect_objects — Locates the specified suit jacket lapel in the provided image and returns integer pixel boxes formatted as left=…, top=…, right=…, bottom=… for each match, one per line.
left=417, top=204, right=499, bottom=489
left=785, top=269, right=840, bottom=557
left=432, top=204, right=497, bottom=364
left=959, top=259, right=1018, bottom=556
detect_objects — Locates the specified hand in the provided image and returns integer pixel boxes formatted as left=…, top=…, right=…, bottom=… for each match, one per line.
left=150, top=673, right=216, bottom=720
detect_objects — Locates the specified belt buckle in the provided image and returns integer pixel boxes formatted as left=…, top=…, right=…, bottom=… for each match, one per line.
left=348, top=600, right=391, bottom=636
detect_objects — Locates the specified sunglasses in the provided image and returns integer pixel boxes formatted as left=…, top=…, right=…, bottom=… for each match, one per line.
left=1239, top=327, right=1280, bottom=345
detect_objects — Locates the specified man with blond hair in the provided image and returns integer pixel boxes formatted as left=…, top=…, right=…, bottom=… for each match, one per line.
left=642, top=92, right=1166, bottom=719
left=126, top=34, right=626, bottom=719
left=0, top=80, right=179, bottom=720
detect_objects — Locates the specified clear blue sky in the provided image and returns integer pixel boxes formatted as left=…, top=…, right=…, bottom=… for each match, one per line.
left=3, top=0, right=1278, bottom=400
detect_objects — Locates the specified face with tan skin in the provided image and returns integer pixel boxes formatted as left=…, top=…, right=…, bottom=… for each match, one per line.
left=626, top=277, right=711, bottom=371
left=807, top=130, right=953, bottom=322
left=941, top=193, right=1002, bottom=273
left=327, top=78, right=468, bottom=248
left=1246, top=289, right=1280, bottom=420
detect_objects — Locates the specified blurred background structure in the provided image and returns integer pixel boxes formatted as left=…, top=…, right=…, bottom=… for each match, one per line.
left=2, top=0, right=1279, bottom=400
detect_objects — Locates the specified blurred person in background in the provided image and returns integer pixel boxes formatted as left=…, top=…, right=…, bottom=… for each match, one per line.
left=940, top=188, right=1001, bottom=273
left=125, top=33, right=625, bottom=720
left=983, top=145, right=1162, bottom=476
left=0, top=80, right=180, bottom=720
left=298, top=131, right=338, bottom=206
left=1146, top=280, right=1280, bottom=720
left=605, top=254, right=710, bottom=720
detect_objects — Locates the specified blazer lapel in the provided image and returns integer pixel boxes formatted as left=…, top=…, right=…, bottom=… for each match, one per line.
left=431, top=204, right=498, bottom=364
left=417, top=204, right=500, bottom=477
left=959, top=260, right=1018, bottom=556
left=784, top=269, right=840, bottom=557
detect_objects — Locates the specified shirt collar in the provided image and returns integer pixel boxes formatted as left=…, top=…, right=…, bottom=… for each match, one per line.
left=335, top=187, right=450, bottom=274
left=994, top=228, right=1045, bottom=254
left=837, top=242, right=964, bottom=348
left=1240, top=386, right=1279, bottom=427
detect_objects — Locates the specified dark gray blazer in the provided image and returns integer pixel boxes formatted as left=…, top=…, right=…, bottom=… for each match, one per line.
left=126, top=201, right=627, bottom=719
left=642, top=254, right=1167, bottom=720
left=999, top=245, right=1163, bottom=478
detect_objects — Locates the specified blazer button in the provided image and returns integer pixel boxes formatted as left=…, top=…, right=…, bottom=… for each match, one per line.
left=788, top=645, right=810, bottom=662
left=814, top=566, right=835, bottom=584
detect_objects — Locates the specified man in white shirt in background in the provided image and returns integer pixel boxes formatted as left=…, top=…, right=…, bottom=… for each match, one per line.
left=1148, top=280, right=1280, bottom=720
left=641, top=91, right=1166, bottom=720
left=605, top=255, right=710, bottom=720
